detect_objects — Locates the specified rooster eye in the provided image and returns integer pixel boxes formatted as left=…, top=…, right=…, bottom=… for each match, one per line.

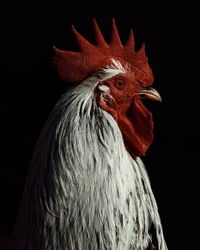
left=114, top=79, right=125, bottom=90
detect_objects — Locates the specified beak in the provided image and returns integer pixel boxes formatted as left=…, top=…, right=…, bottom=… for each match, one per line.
left=139, top=88, right=162, bottom=102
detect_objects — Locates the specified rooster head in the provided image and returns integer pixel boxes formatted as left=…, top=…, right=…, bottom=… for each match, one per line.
left=53, top=19, right=161, bottom=157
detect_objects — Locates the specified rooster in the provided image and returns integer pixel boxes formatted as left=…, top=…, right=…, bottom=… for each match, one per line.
left=10, top=19, right=167, bottom=250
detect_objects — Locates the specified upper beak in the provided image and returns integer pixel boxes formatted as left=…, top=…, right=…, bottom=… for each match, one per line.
left=139, top=88, right=162, bottom=102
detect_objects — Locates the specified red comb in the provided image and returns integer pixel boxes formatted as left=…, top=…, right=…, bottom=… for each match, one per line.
left=53, top=19, right=154, bottom=84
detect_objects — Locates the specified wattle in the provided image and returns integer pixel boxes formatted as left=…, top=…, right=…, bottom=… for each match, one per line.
left=117, top=96, right=153, bottom=157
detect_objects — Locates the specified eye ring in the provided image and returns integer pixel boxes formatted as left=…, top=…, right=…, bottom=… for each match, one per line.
left=114, top=79, right=125, bottom=90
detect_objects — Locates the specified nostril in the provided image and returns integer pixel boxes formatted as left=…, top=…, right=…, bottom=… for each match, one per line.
left=138, top=80, right=148, bottom=89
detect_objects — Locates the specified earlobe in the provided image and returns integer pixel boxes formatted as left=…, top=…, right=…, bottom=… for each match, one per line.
left=97, top=92, right=118, bottom=121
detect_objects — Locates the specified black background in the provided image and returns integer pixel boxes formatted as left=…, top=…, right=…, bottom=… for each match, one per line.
left=1, top=0, right=200, bottom=249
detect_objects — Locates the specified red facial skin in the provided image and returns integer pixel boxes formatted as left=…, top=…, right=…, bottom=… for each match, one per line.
left=97, top=72, right=153, bottom=158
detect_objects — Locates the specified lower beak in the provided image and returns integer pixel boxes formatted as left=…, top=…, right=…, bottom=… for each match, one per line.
left=139, top=88, right=162, bottom=102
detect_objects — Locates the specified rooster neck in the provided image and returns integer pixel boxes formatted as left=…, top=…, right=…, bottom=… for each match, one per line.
left=10, top=67, right=167, bottom=250
left=37, top=83, right=166, bottom=250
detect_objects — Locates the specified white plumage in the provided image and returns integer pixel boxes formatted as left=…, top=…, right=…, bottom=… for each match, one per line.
left=10, top=60, right=167, bottom=250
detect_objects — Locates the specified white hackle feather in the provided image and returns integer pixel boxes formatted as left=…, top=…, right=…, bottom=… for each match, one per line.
left=10, top=60, right=167, bottom=250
